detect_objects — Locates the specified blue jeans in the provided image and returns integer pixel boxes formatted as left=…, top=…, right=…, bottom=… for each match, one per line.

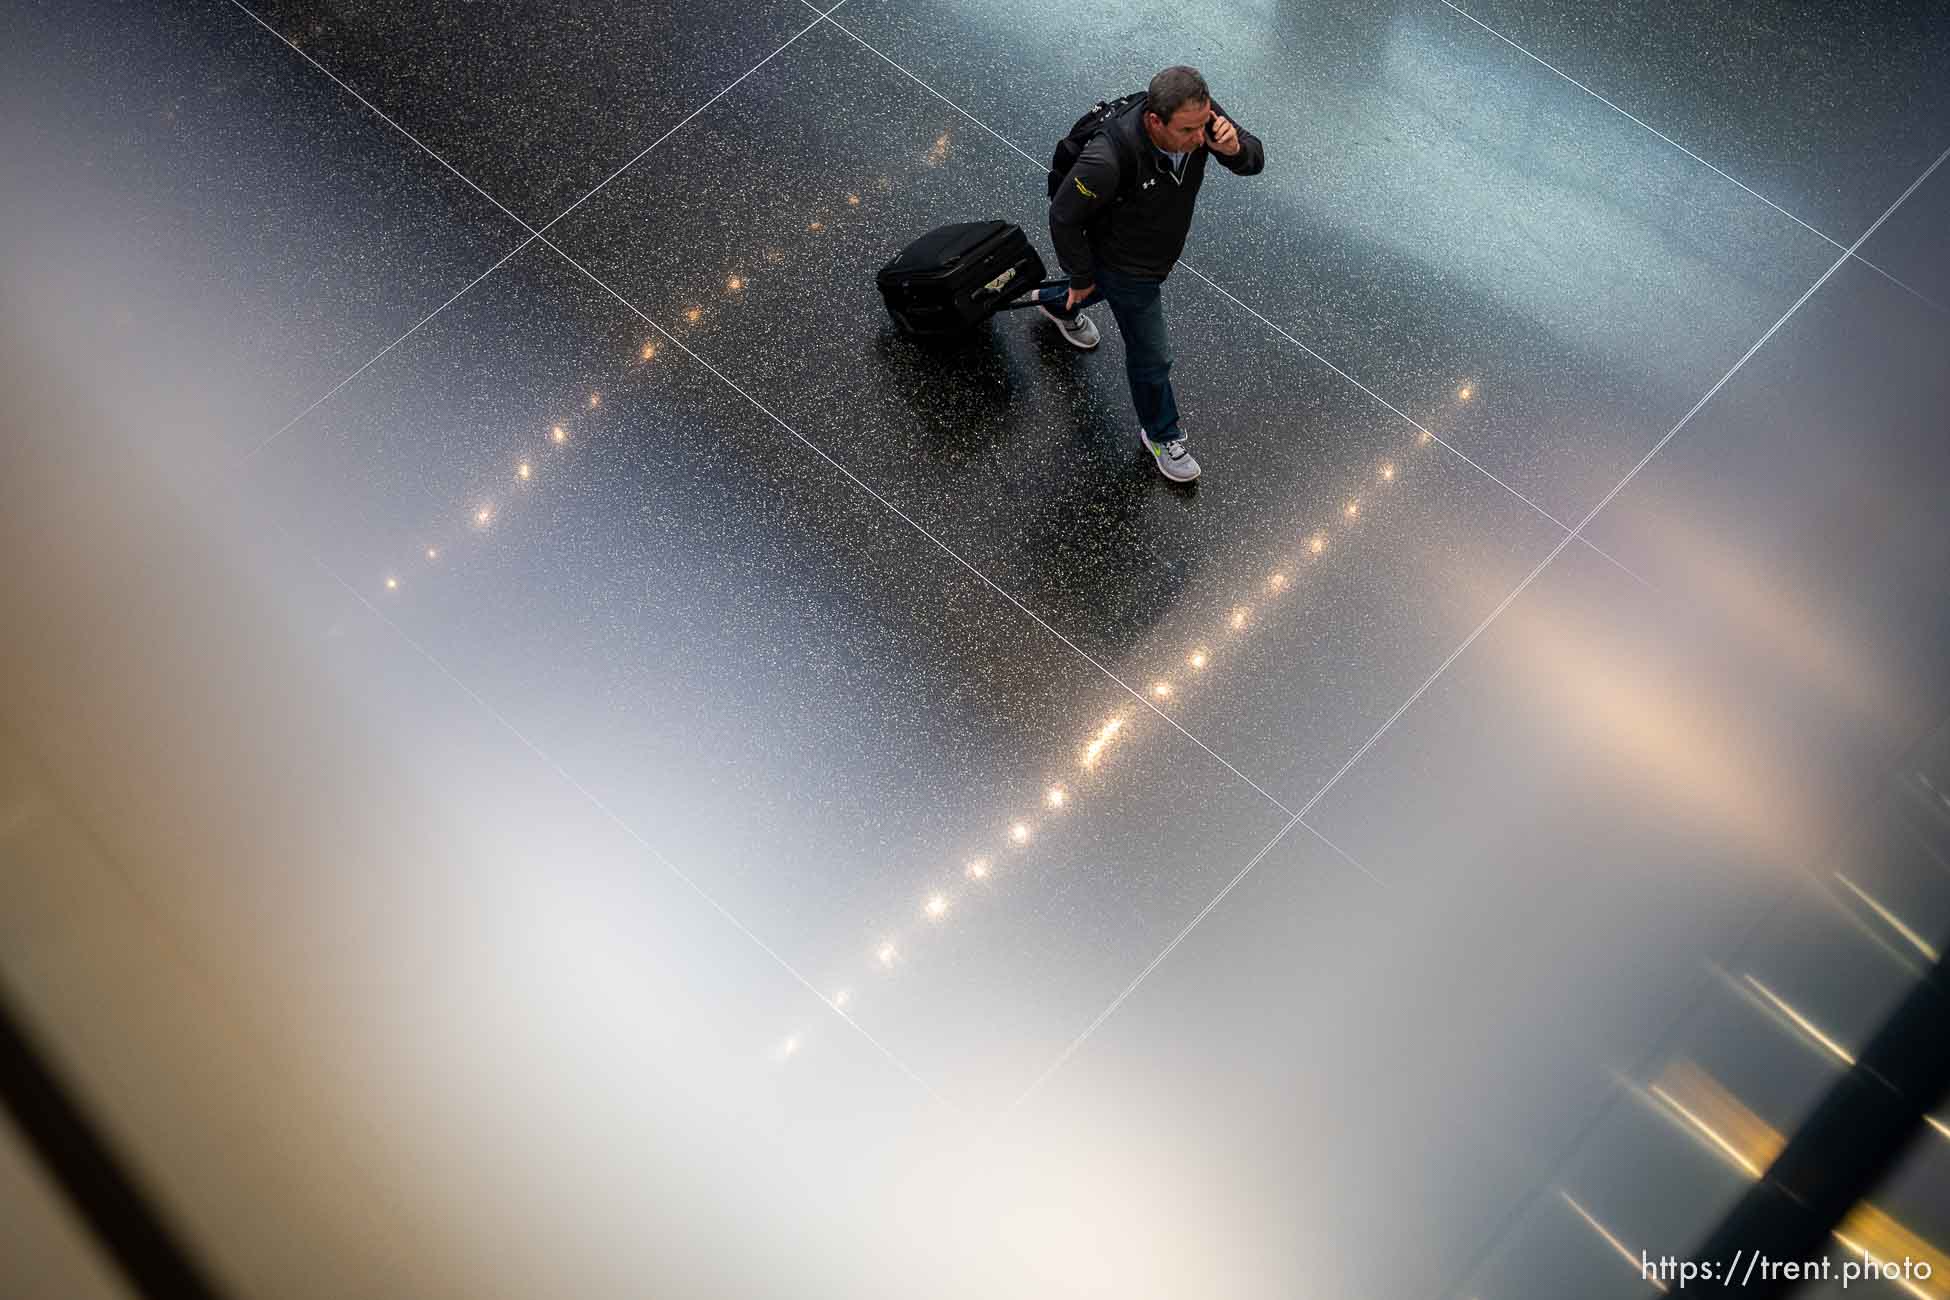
left=1042, top=267, right=1180, bottom=441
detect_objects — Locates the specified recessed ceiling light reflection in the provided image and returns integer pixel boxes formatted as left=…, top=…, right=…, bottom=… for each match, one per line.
left=551, top=425, right=567, bottom=444
left=1046, top=786, right=1067, bottom=809
left=833, top=989, right=851, bottom=1009
left=517, top=461, right=532, bottom=480
left=1648, top=1083, right=1762, bottom=1178
left=877, top=942, right=897, bottom=967
left=778, top=1035, right=800, bottom=1060
left=1009, top=822, right=1031, bottom=845
left=809, top=221, right=824, bottom=231
left=1458, top=385, right=1473, bottom=401
left=847, top=193, right=861, bottom=206
left=966, top=858, right=991, bottom=880
left=1307, top=534, right=1327, bottom=555
left=1100, top=718, right=1123, bottom=738
left=1152, top=681, right=1173, bottom=699
left=640, top=342, right=658, bottom=361
left=1230, top=607, right=1250, bottom=630
left=1083, top=739, right=1105, bottom=767
left=685, top=308, right=702, bottom=323
left=426, top=547, right=439, bottom=561
left=1834, top=872, right=1940, bottom=961
left=1417, top=429, right=1434, bottom=445
left=1343, top=500, right=1360, bottom=519
left=384, top=576, right=399, bottom=591
left=1189, top=649, right=1209, bottom=669
left=1380, top=461, right=1397, bottom=481
left=925, top=894, right=948, bottom=920
left=1745, top=975, right=1854, bottom=1065
left=588, top=392, right=601, bottom=408
left=1268, top=572, right=1289, bottom=591
left=474, top=506, right=493, bottom=527
left=726, top=275, right=744, bottom=293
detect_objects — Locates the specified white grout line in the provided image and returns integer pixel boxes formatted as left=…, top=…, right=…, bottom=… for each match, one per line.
left=819, top=10, right=1657, bottom=589
left=1171, top=262, right=1656, bottom=590
left=1002, top=813, right=1309, bottom=1117
left=1297, top=818, right=1388, bottom=889
left=1008, top=140, right=1950, bottom=1117
left=238, top=235, right=538, bottom=465
left=223, top=0, right=540, bottom=234
left=226, top=0, right=839, bottom=463
left=1567, top=143, right=1946, bottom=547
left=535, top=0, right=853, bottom=239
left=993, top=809, right=1386, bottom=1122
left=1439, top=0, right=1950, bottom=318
left=821, top=12, right=1046, bottom=166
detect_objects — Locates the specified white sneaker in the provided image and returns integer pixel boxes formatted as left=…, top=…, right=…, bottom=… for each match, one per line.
left=1140, top=429, right=1200, bottom=482
left=1038, top=304, right=1101, bottom=350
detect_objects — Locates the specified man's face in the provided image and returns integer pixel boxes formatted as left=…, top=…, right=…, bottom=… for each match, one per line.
left=1148, top=99, right=1213, bottom=152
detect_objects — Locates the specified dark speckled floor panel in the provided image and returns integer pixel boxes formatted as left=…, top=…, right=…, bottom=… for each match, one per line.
left=1437, top=0, right=1950, bottom=241
left=246, top=0, right=822, bottom=227
left=4, top=1, right=1948, bottom=1297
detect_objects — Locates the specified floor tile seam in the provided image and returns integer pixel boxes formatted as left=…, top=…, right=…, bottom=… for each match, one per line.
left=225, top=0, right=835, bottom=464
left=1437, top=0, right=1950, bottom=318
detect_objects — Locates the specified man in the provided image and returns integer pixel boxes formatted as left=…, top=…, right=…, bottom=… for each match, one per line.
left=1044, top=66, right=1265, bottom=482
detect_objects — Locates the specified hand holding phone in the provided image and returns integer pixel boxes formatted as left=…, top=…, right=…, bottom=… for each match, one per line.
left=1206, top=113, right=1241, bottom=156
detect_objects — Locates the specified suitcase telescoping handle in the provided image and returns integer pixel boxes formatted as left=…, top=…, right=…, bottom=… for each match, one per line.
left=992, top=278, right=1074, bottom=313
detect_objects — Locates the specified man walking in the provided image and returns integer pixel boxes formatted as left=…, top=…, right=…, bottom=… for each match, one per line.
left=1043, top=66, right=1265, bottom=482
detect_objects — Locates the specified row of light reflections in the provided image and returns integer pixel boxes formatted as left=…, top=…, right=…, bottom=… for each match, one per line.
left=347, top=170, right=1488, bottom=1067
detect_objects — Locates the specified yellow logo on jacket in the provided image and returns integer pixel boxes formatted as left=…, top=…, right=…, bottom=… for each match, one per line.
left=1073, top=176, right=1098, bottom=199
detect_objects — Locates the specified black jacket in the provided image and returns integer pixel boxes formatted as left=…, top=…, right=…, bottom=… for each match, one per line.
left=1048, top=99, right=1265, bottom=290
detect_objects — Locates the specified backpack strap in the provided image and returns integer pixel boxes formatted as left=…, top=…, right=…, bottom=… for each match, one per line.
left=1047, top=90, right=1147, bottom=199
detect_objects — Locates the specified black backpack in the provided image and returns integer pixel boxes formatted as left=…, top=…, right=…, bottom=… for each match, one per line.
left=1046, top=90, right=1147, bottom=199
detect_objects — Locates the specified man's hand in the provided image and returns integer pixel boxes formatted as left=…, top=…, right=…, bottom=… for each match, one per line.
left=1207, top=114, right=1241, bottom=157
left=1065, top=285, right=1097, bottom=312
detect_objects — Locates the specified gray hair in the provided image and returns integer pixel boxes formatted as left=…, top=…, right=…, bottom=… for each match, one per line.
left=1146, top=66, right=1210, bottom=123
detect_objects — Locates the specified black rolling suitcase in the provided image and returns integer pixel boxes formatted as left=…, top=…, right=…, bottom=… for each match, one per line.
left=877, top=220, right=1067, bottom=336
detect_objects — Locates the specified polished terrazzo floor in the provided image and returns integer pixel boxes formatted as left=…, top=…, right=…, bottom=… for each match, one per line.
left=3, top=1, right=1949, bottom=1297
